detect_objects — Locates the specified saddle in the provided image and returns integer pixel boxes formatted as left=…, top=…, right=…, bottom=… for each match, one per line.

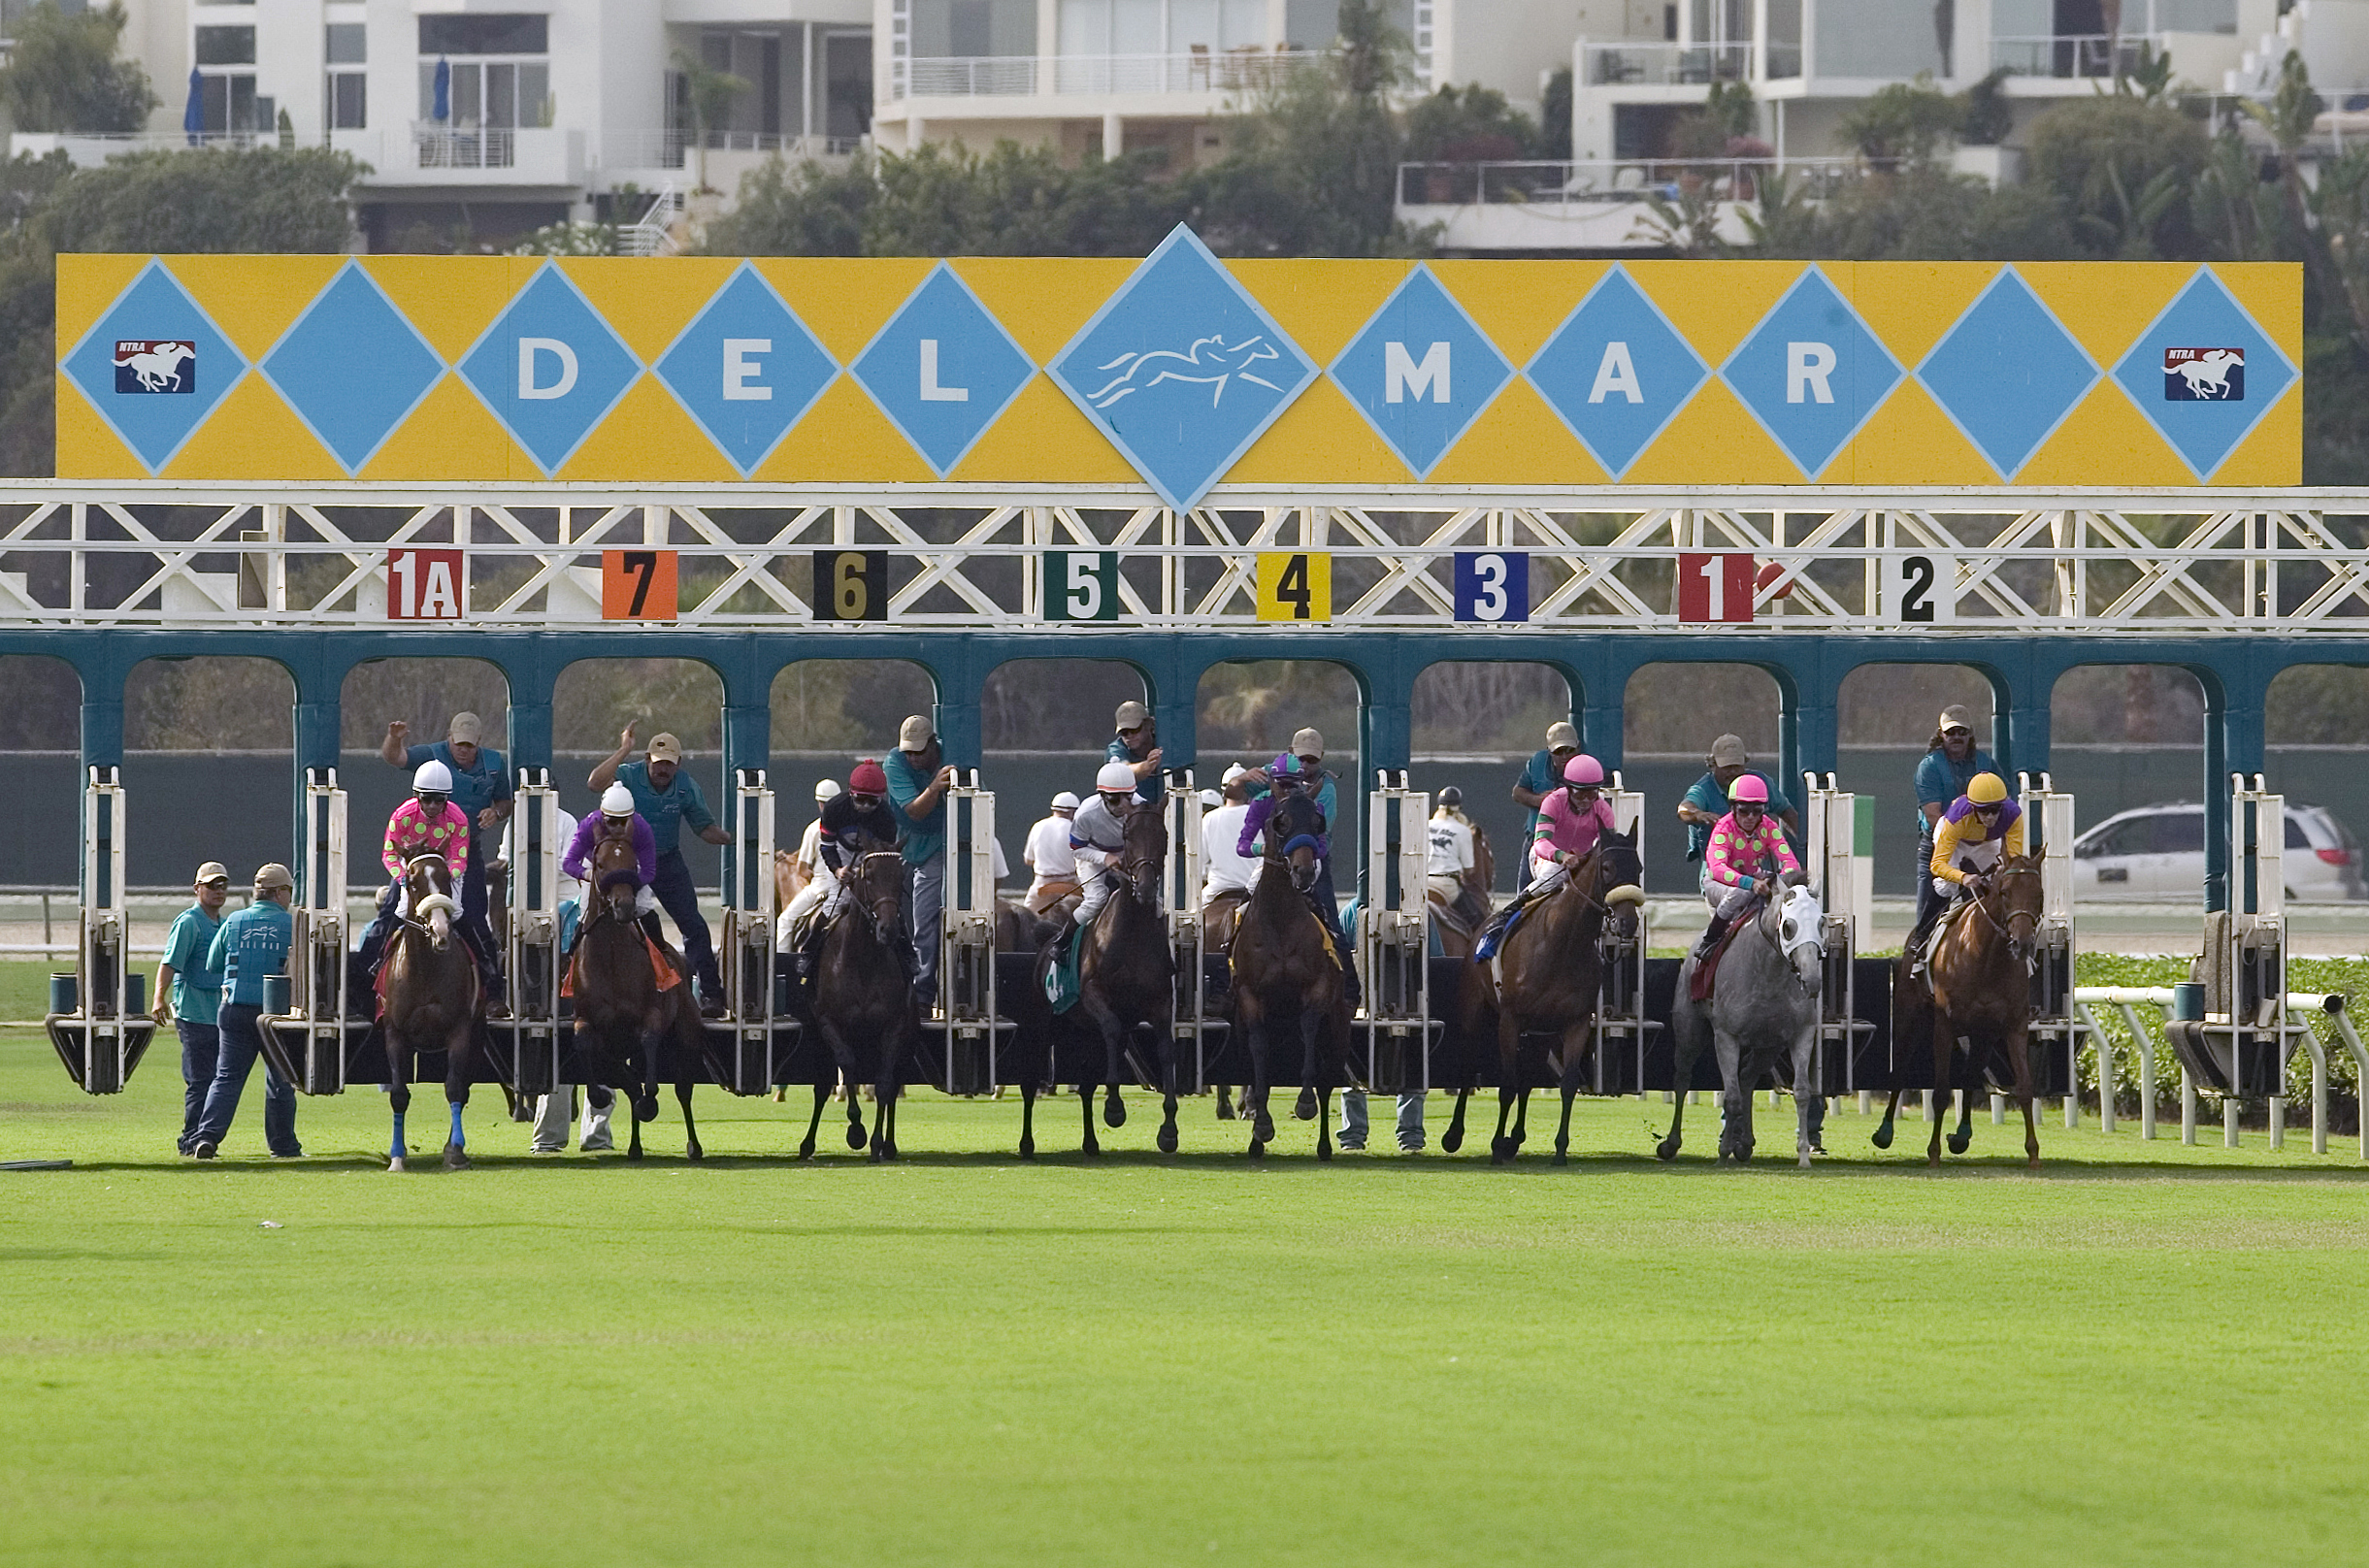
left=560, top=918, right=682, bottom=998
left=1227, top=904, right=1344, bottom=982
left=1040, top=902, right=1103, bottom=1015
left=1687, top=897, right=1765, bottom=1004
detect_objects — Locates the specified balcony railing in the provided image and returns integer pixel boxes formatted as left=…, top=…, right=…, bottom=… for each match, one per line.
left=591, top=130, right=867, bottom=172
left=1579, top=41, right=1755, bottom=86
left=896, top=47, right=1331, bottom=99
left=1991, top=33, right=2162, bottom=79
left=1398, top=157, right=1869, bottom=209
left=413, top=123, right=515, bottom=170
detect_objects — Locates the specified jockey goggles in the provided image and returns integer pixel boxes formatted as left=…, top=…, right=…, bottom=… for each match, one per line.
left=415, top=792, right=448, bottom=812
left=1732, top=800, right=1765, bottom=819
left=850, top=791, right=882, bottom=809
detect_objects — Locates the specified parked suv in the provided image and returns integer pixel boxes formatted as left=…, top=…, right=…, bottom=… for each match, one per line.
left=2069, top=801, right=2366, bottom=901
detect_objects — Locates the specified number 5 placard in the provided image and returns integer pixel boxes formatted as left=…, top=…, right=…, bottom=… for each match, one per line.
left=602, top=550, right=678, bottom=620
left=1043, top=550, right=1120, bottom=621
left=1256, top=551, right=1331, bottom=622
left=1881, top=551, right=1958, bottom=624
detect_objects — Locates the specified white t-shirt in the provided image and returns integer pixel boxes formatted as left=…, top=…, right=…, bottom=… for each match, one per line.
left=502, top=808, right=585, bottom=903
left=1427, top=814, right=1475, bottom=878
left=1201, top=802, right=1259, bottom=896
left=1025, top=814, right=1076, bottom=881
left=795, top=816, right=828, bottom=876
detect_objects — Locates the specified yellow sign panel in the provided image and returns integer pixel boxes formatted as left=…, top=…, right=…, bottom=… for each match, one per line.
left=1256, top=551, right=1332, bottom=622
left=54, top=237, right=2301, bottom=491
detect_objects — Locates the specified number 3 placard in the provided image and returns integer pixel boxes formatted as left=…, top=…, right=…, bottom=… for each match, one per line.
left=1256, top=551, right=1331, bottom=622
left=601, top=550, right=677, bottom=621
left=1454, top=551, right=1529, bottom=623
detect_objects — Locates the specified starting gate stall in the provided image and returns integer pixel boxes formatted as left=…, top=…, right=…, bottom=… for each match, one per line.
left=46, top=767, right=156, bottom=1094
left=1801, top=773, right=1876, bottom=1099
left=931, top=772, right=1014, bottom=1094
left=2164, top=775, right=2289, bottom=1147
left=259, top=768, right=360, bottom=1094
left=1357, top=772, right=1437, bottom=1095
left=1163, top=774, right=1222, bottom=1091
left=1588, top=770, right=1653, bottom=1094
left=2013, top=772, right=2081, bottom=1119
left=709, top=768, right=796, bottom=1095
left=491, top=770, right=564, bottom=1097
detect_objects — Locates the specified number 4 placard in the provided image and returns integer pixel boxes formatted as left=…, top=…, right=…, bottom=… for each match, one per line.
left=1676, top=552, right=1755, bottom=624
left=1256, top=551, right=1332, bottom=621
left=602, top=550, right=678, bottom=621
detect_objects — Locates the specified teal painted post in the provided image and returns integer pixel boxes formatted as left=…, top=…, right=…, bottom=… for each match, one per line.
left=1582, top=697, right=1622, bottom=771
left=291, top=696, right=341, bottom=904
left=2002, top=699, right=2052, bottom=786
left=2210, top=672, right=2267, bottom=915
left=1789, top=698, right=1836, bottom=794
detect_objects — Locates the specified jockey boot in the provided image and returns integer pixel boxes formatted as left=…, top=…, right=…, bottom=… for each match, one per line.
left=1046, top=907, right=1079, bottom=956
left=1691, top=912, right=1734, bottom=963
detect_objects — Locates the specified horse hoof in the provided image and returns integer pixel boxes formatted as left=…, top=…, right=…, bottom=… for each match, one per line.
left=387, top=1157, right=405, bottom=1173
left=627, top=1148, right=644, bottom=1163
left=1157, top=1126, right=1178, bottom=1155
left=1441, top=1128, right=1464, bottom=1155
left=1870, top=1124, right=1894, bottom=1150
left=1253, top=1113, right=1275, bottom=1143
left=883, top=1139, right=898, bottom=1161
left=1798, top=1154, right=1813, bottom=1169
left=798, top=1141, right=815, bottom=1160
left=1655, top=1139, right=1679, bottom=1161
left=1103, top=1095, right=1127, bottom=1129
left=635, top=1095, right=660, bottom=1122
left=686, top=1144, right=705, bottom=1163
left=1247, top=1140, right=1266, bottom=1160
left=1294, top=1087, right=1317, bottom=1121
left=2027, top=1155, right=2041, bottom=1170
left=1215, top=1099, right=1235, bottom=1121
left=442, top=1144, right=470, bottom=1171
left=1947, top=1131, right=1972, bottom=1156
left=846, top=1124, right=867, bottom=1150
left=869, top=1144, right=885, bottom=1163
left=1552, top=1149, right=1567, bottom=1166
left=1081, top=1142, right=1101, bottom=1160
left=1318, top=1141, right=1333, bottom=1162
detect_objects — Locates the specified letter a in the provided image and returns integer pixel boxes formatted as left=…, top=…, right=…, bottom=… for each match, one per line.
left=1588, top=342, right=1643, bottom=405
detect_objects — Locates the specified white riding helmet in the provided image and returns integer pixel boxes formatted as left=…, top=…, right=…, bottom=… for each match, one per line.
left=1050, top=790, right=1080, bottom=811
left=1095, top=761, right=1136, bottom=795
left=412, top=760, right=453, bottom=794
left=814, top=779, right=842, bottom=802
left=601, top=783, right=635, bottom=817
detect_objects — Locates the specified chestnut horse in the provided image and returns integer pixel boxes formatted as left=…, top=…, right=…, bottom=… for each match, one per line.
left=1228, top=792, right=1354, bottom=1160
left=569, top=834, right=709, bottom=1160
left=379, top=854, right=487, bottom=1172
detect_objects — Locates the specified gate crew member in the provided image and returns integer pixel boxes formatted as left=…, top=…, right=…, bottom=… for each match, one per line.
left=383, top=711, right=511, bottom=997
left=783, top=761, right=910, bottom=998
left=1107, top=700, right=1165, bottom=805
left=1909, top=771, right=2025, bottom=976
left=1235, top=755, right=1361, bottom=1008
left=152, top=861, right=229, bottom=1156
left=591, top=726, right=733, bottom=1018
left=187, top=864, right=301, bottom=1160
left=782, top=779, right=839, bottom=911
left=356, top=761, right=505, bottom=1004
left=886, top=715, right=955, bottom=1009
left=1690, top=775, right=1801, bottom=960
left=1427, top=787, right=1478, bottom=909
left=1913, top=704, right=1999, bottom=944
left=1679, top=735, right=1798, bottom=893
left=1510, top=721, right=1582, bottom=892
left=1022, top=791, right=1082, bottom=916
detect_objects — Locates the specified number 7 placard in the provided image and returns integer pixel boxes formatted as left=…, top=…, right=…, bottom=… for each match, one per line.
left=1675, top=552, right=1755, bottom=624
left=602, top=549, right=678, bottom=621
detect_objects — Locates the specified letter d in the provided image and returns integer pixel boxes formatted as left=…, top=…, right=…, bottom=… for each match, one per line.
left=518, top=338, right=579, bottom=401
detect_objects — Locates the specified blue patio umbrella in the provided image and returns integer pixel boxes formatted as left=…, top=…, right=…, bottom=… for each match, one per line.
left=182, top=68, right=204, bottom=145
left=433, top=56, right=450, bottom=121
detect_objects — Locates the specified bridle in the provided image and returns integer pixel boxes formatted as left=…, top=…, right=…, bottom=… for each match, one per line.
left=848, top=850, right=907, bottom=950
left=1971, top=862, right=2043, bottom=950
left=396, top=854, right=458, bottom=939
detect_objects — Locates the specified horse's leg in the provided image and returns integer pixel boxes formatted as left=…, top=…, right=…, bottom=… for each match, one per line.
left=1947, top=1062, right=1977, bottom=1156
left=1214, top=1083, right=1234, bottom=1121
left=2010, top=1019, right=2040, bottom=1169
left=800, top=1081, right=827, bottom=1160
left=1927, top=1007, right=1955, bottom=1167
left=1076, top=1074, right=1101, bottom=1158
left=1492, top=1005, right=1521, bottom=1163
left=443, top=1022, right=474, bottom=1171
left=1793, top=1020, right=1821, bottom=1169
left=1316, top=1083, right=1333, bottom=1162
left=1871, top=976, right=1921, bottom=1151
left=387, top=1042, right=411, bottom=1173
left=1079, top=988, right=1129, bottom=1130
left=636, top=1025, right=664, bottom=1124
left=1019, top=1078, right=1038, bottom=1160
left=1658, top=1003, right=1698, bottom=1161
left=628, top=1093, right=644, bottom=1161
left=813, top=1017, right=866, bottom=1149
left=880, top=1055, right=901, bottom=1162
left=1157, top=1034, right=1180, bottom=1157
left=1238, top=1003, right=1273, bottom=1156
left=1294, top=1003, right=1322, bottom=1124
left=1553, top=1022, right=1590, bottom=1166
left=676, top=1079, right=703, bottom=1162
left=1716, top=1027, right=1750, bottom=1161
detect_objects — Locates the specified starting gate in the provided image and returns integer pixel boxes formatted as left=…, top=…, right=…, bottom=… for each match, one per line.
left=1359, top=772, right=1435, bottom=1093
left=713, top=768, right=792, bottom=1094
left=270, top=768, right=354, bottom=1094
left=934, top=772, right=1014, bottom=1094
left=45, top=768, right=155, bottom=1094
left=1164, top=774, right=1222, bottom=1090
left=2019, top=772, right=2080, bottom=1105
left=2165, top=776, right=2289, bottom=1141
left=1590, top=770, right=1653, bottom=1093
left=1801, top=773, right=1870, bottom=1094
left=496, top=770, right=565, bottom=1096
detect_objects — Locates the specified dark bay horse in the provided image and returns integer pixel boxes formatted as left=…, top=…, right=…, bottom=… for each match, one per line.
left=1871, top=854, right=2046, bottom=1166
left=379, top=854, right=486, bottom=1172
left=1228, top=792, right=1353, bottom=1160
left=1020, top=801, right=1176, bottom=1158
left=1450, top=827, right=1644, bottom=1164
left=570, top=834, right=709, bottom=1160
left=810, top=850, right=920, bottom=1161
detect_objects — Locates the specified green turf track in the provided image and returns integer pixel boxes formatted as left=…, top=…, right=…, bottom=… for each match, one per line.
left=5, top=977, right=2368, bottom=1566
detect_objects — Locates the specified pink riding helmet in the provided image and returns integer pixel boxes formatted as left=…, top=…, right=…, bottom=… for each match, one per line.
left=1561, top=753, right=1606, bottom=787
left=1728, top=773, right=1770, bottom=804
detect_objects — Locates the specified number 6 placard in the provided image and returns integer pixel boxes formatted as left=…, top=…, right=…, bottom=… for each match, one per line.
left=812, top=549, right=890, bottom=622
left=1881, top=551, right=1958, bottom=624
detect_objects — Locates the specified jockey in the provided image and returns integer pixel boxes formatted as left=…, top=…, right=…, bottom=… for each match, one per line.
left=559, top=784, right=659, bottom=949
left=1235, top=755, right=1361, bottom=1006
left=782, top=759, right=909, bottom=998
left=1526, top=754, right=1616, bottom=898
left=355, top=760, right=503, bottom=1003
left=1691, top=774, right=1803, bottom=960
left=1049, top=761, right=1151, bottom=949
left=1908, top=771, right=2025, bottom=972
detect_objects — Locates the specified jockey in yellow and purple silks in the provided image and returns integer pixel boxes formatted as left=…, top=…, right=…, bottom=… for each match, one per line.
left=1906, top=771, right=2025, bottom=969
left=1692, top=773, right=1801, bottom=960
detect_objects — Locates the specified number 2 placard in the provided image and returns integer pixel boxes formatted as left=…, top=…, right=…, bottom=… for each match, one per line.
left=1256, top=551, right=1331, bottom=622
left=602, top=550, right=678, bottom=621
left=1882, top=551, right=1958, bottom=624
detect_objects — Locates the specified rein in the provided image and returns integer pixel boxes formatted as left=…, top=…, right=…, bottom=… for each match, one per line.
left=1970, top=864, right=2042, bottom=944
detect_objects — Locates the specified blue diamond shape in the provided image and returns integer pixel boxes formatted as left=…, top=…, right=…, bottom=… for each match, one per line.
left=1049, top=225, right=1316, bottom=511
left=1917, top=269, right=2096, bottom=479
left=850, top=263, right=1033, bottom=476
left=2112, top=270, right=2295, bottom=478
left=1329, top=266, right=1509, bottom=478
left=1526, top=267, right=1706, bottom=476
left=1722, top=268, right=1900, bottom=478
left=260, top=261, right=444, bottom=474
left=457, top=263, right=641, bottom=474
left=657, top=263, right=837, bottom=475
left=59, top=260, right=245, bottom=473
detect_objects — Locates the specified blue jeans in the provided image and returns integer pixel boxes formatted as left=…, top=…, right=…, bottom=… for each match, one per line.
left=1339, top=1091, right=1427, bottom=1150
left=176, top=1019, right=219, bottom=1154
left=651, top=849, right=722, bottom=1000
left=905, top=857, right=943, bottom=1008
left=192, top=1002, right=299, bottom=1155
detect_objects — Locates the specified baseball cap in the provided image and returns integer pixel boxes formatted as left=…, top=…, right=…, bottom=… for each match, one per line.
left=194, top=861, right=229, bottom=884
left=1291, top=727, right=1324, bottom=756
left=1546, top=721, right=1580, bottom=751
left=1221, top=764, right=1246, bottom=785
left=1200, top=789, right=1222, bottom=808
left=1937, top=704, right=1975, bottom=734
left=252, top=863, right=294, bottom=892
left=899, top=714, right=935, bottom=750
left=1709, top=734, right=1749, bottom=768
left=814, top=779, right=841, bottom=801
left=1051, top=790, right=1080, bottom=810
left=1114, top=700, right=1151, bottom=730
left=447, top=711, right=483, bottom=744
left=646, top=733, right=683, bottom=763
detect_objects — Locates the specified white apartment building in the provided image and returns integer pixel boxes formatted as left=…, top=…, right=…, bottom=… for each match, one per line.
left=7, top=0, right=872, bottom=245
left=873, top=0, right=1577, bottom=167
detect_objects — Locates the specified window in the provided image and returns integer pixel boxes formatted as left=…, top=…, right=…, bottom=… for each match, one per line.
left=327, top=22, right=365, bottom=63
left=2285, top=818, right=2313, bottom=850
left=2153, top=812, right=2206, bottom=854
left=419, top=60, right=550, bottom=128
left=195, top=24, right=256, bottom=64
left=326, top=22, right=366, bottom=129
left=418, top=14, right=548, bottom=54
left=198, top=73, right=259, bottom=132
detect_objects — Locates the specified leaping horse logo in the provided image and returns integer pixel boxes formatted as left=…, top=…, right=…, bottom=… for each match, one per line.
left=1086, top=334, right=1285, bottom=409
left=112, top=340, right=196, bottom=394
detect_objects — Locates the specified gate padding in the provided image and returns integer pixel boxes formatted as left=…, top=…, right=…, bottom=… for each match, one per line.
left=57, top=245, right=2297, bottom=492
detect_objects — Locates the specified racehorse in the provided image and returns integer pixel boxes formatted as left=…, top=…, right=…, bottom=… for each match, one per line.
left=1659, top=881, right=1826, bottom=1165
left=1019, top=801, right=1177, bottom=1158
left=569, top=835, right=709, bottom=1160
left=1871, top=854, right=2047, bottom=1167
left=808, top=850, right=921, bottom=1161
left=1448, top=827, right=1644, bottom=1165
left=1227, top=792, right=1353, bottom=1160
left=378, top=854, right=488, bottom=1172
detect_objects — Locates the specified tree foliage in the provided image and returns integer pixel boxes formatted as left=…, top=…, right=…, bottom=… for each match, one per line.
left=2025, top=95, right=2211, bottom=258
left=1403, top=82, right=1539, bottom=163
left=1837, top=77, right=1960, bottom=164
left=0, top=1, right=155, bottom=135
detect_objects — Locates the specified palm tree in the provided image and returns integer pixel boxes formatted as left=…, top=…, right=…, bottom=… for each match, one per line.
left=673, top=49, right=750, bottom=193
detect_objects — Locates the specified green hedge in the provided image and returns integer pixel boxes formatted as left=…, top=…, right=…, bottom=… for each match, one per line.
left=2072, top=954, right=2368, bottom=1121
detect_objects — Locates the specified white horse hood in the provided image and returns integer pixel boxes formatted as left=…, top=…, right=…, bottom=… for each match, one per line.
left=1777, top=885, right=1825, bottom=960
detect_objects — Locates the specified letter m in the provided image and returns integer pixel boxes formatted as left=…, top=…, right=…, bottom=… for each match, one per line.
left=1385, top=341, right=1451, bottom=405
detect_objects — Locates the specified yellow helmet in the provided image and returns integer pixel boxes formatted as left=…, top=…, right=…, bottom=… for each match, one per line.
left=1967, top=772, right=2009, bottom=805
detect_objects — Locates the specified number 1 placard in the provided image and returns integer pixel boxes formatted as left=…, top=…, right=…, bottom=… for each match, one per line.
left=1043, top=550, right=1121, bottom=621
left=1256, top=551, right=1332, bottom=622
left=602, top=550, right=678, bottom=621
left=1676, top=552, right=1755, bottom=624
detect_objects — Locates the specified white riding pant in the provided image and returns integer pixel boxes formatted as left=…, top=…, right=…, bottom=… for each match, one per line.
left=1931, top=836, right=2002, bottom=898
left=1526, top=854, right=1571, bottom=899
left=1075, top=858, right=1163, bottom=927
left=773, top=872, right=846, bottom=949
left=1704, top=882, right=1760, bottom=921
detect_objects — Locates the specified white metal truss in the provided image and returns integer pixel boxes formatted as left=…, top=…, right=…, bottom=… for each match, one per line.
left=8, top=483, right=2369, bottom=634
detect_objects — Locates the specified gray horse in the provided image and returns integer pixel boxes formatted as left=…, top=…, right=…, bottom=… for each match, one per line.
left=1657, top=882, right=1826, bottom=1166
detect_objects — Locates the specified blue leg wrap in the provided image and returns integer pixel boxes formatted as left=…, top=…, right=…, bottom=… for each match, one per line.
left=448, top=1102, right=465, bottom=1150
left=390, top=1112, right=405, bottom=1160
